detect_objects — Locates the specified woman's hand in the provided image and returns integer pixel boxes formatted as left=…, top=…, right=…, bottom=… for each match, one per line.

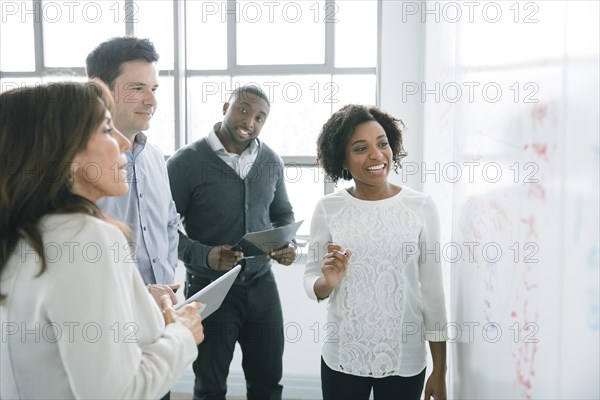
left=321, top=243, right=351, bottom=288
left=313, top=243, right=352, bottom=300
left=160, top=295, right=204, bottom=345
left=148, top=284, right=180, bottom=307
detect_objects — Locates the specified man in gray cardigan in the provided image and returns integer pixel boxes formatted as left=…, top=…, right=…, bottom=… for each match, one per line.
left=167, top=85, right=296, bottom=400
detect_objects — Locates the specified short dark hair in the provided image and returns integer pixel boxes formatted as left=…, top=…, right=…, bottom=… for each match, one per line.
left=228, top=85, right=270, bottom=107
left=317, top=104, right=407, bottom=184
left=85, top=36, right=159, bottom=88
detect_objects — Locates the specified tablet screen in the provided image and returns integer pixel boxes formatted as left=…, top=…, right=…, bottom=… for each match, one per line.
left=174, top=265, right=242, bottom=318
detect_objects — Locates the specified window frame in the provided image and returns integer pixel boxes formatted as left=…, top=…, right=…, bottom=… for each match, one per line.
left=0, top=0, right=382, bottom=211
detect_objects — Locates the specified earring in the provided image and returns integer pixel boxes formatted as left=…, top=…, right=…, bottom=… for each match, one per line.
left=341, top=168, right=351, bottom=181
left=66, top=174, right=74, bottom=189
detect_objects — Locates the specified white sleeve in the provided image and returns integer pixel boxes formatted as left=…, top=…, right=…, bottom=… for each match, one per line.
left=44, top=221, right=197, bottom=399
left=303, top=199, right=331, bottom=301
left=419, top=196, right=448, bottom=340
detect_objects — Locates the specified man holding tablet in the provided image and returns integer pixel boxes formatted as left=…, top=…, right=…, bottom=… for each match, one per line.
left=167, top=85, right=296, bottom=400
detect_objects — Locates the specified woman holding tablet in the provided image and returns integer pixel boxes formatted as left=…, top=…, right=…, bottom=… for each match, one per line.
left=0, top=82, right=203, bottom=399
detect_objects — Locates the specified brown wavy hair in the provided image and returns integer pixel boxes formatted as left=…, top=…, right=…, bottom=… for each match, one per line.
left=0, top=81, right=125, bottom=301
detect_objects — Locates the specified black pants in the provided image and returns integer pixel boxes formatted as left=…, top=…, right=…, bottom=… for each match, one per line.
left=321, top=357, right=426, bottom=400
left=186, top=270, right=284, bottom=400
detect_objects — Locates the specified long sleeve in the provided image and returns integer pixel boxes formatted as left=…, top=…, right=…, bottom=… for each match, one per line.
left=98, top=138, right=179, bottom=285
left=268, top=155, right=295, bottom=228
left=167, top=151, right=212, bottom=270
left=45, top=220, right=197, bottom=399
left=177, top=230, right=212, bottom=269
left=303, top=188, right=447, bottom=377
left=303, top=199, right=331, bottom=301
left=167, top=197, right=181, bottom=272
left=0, top=215, right=198, bottom=399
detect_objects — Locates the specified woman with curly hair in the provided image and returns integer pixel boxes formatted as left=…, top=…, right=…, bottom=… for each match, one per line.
left=304, top=104, right=448, bottom=400
left=0, top=82, right=203, bottom=399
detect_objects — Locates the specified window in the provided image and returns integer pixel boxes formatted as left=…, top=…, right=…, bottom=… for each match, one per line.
left=236, top=1, right=325, bottom=65
left=0, top=0, right=380, bottom=236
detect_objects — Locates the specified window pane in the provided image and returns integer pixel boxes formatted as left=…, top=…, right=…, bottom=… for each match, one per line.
left=43, top=0, right=125, bottom=67
left=134, top=0, right=174, bottom=69
left=145, top=76, right=174, bottom=155
left=188, top=76, right=231, bottom=142
left=186, top=1, right=227, bottom=70
left=0, top=0, right=35, bottom=71
left=284, top=165, right=326, bottom=237
left=1, top=76, right=87, bottom=94
left=335, top=0, right=377, bottom=68
left=237, top=0, right=325, bottom=65
left=331, top=74, right=377, bottom=112
left=232, top=75, right=332, bottom=156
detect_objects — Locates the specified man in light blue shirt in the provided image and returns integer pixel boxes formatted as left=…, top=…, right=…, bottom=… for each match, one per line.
left=86, top=37, right=179, bottom=291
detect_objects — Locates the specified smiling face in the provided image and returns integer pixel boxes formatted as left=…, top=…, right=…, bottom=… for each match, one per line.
left=71, top=109, right=131, bottom=203
left=110, top=60, right=159, bottom=140
left=217, top=91, right=270, bottom=154
left=344, top=120, right=394, bottom=195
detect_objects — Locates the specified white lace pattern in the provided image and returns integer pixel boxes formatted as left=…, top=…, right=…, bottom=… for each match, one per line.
left=328, top=200, right=422, bottom=377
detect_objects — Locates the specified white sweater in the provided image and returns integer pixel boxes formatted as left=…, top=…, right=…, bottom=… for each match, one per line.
left=0, top=214, right=197, bottom=399
left=304, top=187, right=447, bottom=377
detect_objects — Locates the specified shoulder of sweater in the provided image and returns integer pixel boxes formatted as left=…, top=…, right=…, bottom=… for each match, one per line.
left=256, top=141, right=284, bottom=163
left=167, top=138, right=211, bottom=165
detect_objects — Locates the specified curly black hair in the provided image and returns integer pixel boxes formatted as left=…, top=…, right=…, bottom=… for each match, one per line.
left=317, top=104, right=407, bottom=184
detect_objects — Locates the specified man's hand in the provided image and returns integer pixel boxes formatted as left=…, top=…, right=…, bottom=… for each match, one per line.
left=270, top=244, right=297, bottom=266
left=207, top=245, right=244, bottom=271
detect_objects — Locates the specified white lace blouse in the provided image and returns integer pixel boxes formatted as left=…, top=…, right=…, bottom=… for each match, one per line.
left=304, top=187, right=447, bottom=378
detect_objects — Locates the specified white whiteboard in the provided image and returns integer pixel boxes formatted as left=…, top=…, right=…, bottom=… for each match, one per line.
left=420, top=1, right=599, bottom=398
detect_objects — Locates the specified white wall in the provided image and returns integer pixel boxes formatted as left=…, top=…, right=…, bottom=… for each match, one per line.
left=379, top=1, right=426, bottom=192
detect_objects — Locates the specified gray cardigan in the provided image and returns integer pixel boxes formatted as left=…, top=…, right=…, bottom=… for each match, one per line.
left=167, top=137, right=295, bottom=284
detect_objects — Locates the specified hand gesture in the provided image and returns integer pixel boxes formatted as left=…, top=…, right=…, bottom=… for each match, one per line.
left=321, top=243, right=351, bottom=289
left=160, top=295, right=204, bottom=345
left=270, top=244, right=297, bottom=266
left=207, top=244, right=244, bottom=271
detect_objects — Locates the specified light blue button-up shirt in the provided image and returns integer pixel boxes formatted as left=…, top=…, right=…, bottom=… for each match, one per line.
left=97, top=132, right=179, bottom=284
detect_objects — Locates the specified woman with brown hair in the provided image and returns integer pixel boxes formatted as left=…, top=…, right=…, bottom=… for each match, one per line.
left=0, top=82, right=203, bottom=399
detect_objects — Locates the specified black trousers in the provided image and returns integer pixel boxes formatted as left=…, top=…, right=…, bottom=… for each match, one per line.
left=186, top=270, right=284, bottom=400
left=321, top=357, right=426, bottom=400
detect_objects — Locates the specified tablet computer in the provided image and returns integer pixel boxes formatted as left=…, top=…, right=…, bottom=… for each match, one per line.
left=234, top=220, right=304, bottom=257
left=174, top=264, right=242, bottom=319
